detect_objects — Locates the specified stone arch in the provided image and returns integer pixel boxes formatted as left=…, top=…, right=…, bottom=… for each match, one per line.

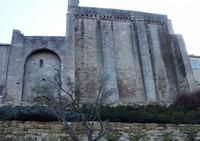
left=22, top=49, right=61, bottom=101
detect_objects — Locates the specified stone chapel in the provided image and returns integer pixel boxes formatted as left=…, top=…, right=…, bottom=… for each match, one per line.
left=0, top=0, right=196, bottom=104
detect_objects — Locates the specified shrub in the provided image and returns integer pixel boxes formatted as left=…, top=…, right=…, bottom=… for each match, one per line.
left=183, top=128, right=199, bottom=141
left=106, top=133, right=121, bottom=141
left=0, top=106, right=80, bottom=121
left=163, top=131, right=176, bottom=141
left=129, top=131, right=149, bottom=141
left=0, top=106, right=56, bottom=121
left=173, top=90, right=200, bottom=109
left=1, top=104, right=200, bottom=124
left=100, top=104, right=200, bottom=124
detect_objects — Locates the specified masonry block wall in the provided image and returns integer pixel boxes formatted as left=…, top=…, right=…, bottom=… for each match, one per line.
left=0, top=44, right=10, bottom=101
left=1, top=121, right=200, bottom=141
left=69, top=1, right=196, bottom=103
left=0, top=0, right=196, bottom=104
left=4, top=30, right=75, bottom=103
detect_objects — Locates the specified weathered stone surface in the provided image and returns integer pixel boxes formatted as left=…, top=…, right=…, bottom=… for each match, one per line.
left=136, top=21, right=156, bottom=101
left=101, top=20, right=119, bottom=102
left=170, top=34, right=196, bottom=93
left=147, top=24, right=170, bottom=102
left=114, top=22, right=143, bottom=102
left=68, top=0, right=79, bottom=8
left=0, top=44, right=10, bottom=101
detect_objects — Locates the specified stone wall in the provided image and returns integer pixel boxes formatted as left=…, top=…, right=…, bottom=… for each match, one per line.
left=0, top=44, right=10, bottom=101
left=5, top=30, right=75, bottom=103
left=0, top=121, right=200, bottom=141
left=73, top=5, right=196, bottom=104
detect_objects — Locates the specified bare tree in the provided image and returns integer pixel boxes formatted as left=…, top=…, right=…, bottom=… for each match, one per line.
left=32, top=72, right=111, bottom=141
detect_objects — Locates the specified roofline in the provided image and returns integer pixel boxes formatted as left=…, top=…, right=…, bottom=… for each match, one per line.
left=73, top=6, right=168, bottom=23
left=0, top=43, right=11, bottom=46
left=189, top=55, right=200, bottom=58
left=77, top=6, right=167, bottom=18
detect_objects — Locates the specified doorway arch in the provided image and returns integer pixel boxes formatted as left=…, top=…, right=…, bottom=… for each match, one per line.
left=22, top=49, right=61, bottom=101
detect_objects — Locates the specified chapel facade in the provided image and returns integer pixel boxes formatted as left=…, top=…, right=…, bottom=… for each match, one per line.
left=0, top=0, right=196, bottom=104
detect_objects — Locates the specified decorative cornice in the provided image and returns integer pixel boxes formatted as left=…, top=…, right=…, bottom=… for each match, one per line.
left=72, top=7, right=168, bottom=24
left=73, top=14, right=165, bottom=24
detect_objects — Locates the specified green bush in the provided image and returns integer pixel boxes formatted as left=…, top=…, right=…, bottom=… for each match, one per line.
left=129, top=131, right=149, bottom=141
left=183, top=128, right=199, bottom=141
left=163, top=131, right=176, bottom=141
left=1, top=102, right=200, bottom=124
left=106, top=133, right=121, bottom=141
left=173, top=90, right=200, bottom=109
left=100, top=104, right=200, bottom=124
left=0, top=106, right=80, bottom=121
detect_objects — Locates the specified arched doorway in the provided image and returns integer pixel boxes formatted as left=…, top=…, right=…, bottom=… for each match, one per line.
left=22, top=49, right=61, bottom=102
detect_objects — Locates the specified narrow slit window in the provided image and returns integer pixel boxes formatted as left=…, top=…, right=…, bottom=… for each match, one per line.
left=39, top=59, right=43, bottom=68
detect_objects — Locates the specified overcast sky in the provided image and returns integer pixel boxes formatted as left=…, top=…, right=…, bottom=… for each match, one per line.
left=0, top=0, right=199, bottom=55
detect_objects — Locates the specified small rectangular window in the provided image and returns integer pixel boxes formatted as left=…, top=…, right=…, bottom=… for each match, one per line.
left=40, top=59, right=43, bottom=68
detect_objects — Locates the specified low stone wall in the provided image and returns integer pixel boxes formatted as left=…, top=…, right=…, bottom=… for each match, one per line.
left=0, top=121, right=200, bottom=141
